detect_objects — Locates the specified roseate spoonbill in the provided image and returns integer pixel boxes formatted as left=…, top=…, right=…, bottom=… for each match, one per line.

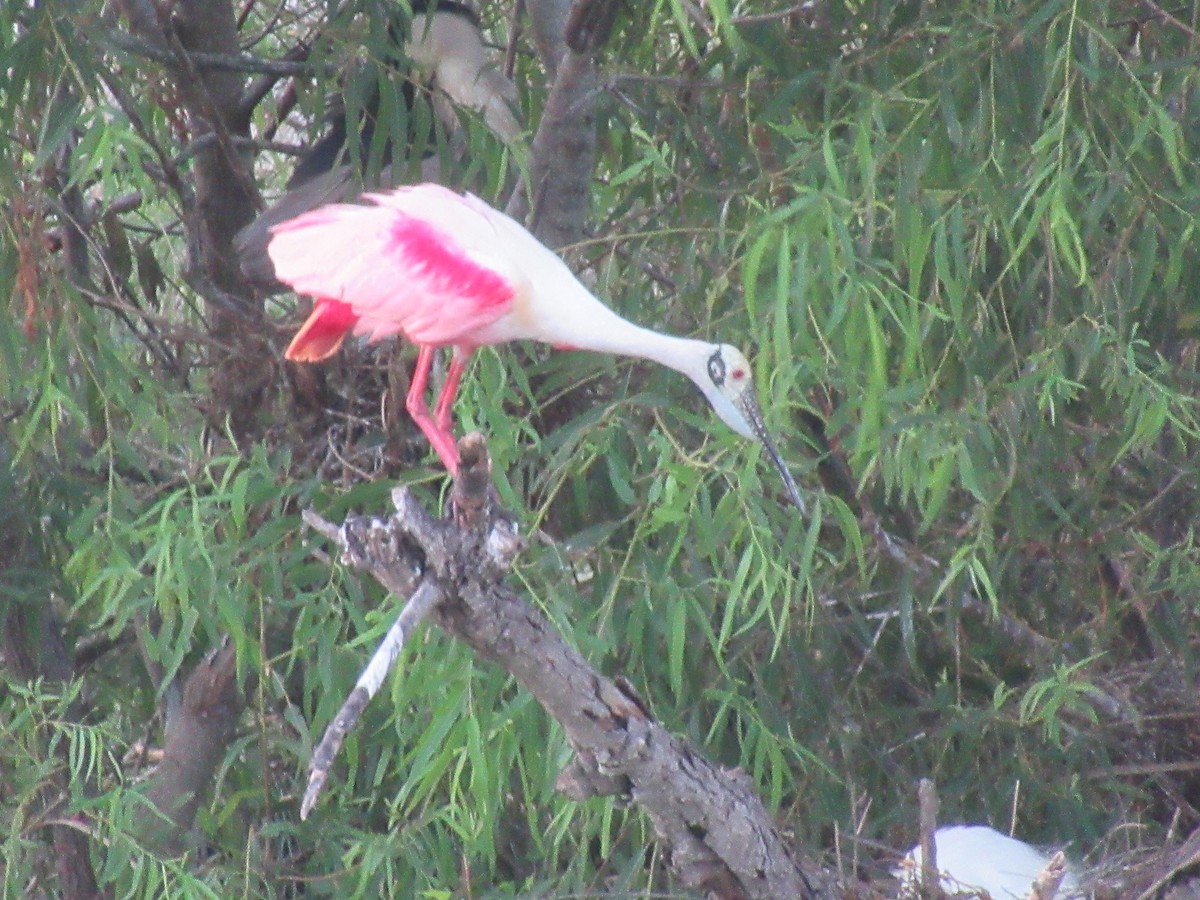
left=896, top=825, right=1081, bottom=898
left=236, top=1, right=520, bottom=287
left=268, top=183, right=806, bottom=512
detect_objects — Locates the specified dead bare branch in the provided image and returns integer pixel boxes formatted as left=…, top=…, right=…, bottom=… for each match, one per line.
left=299, top=432, right=834, bottom=900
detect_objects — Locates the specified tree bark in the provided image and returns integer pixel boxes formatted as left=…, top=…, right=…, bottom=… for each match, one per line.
left=119, top=0, right=271, bottom=438
left=510, top=0, right=620, bottom=248
left=134, top=639, right=243, bottom=857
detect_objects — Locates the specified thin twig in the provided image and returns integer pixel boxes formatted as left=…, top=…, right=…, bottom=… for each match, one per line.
left=1134, top=826, right=1200, bottom=899
left=918, top=778, right=942, bottom=898
left=1137, top=0, right=1199, bottom=40
left=731, top=3, right=814, bottom=25
left=99, top=28, right=320, bottom=76
left=300, top=577, right=442, bottom=820
left=504, top=0, right=525, bottom=79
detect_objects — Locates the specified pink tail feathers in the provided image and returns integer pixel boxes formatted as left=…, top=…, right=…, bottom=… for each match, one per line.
left=284, top=299, right=358, bottom=362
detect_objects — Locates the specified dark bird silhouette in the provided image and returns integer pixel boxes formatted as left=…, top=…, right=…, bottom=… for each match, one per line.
left=236, top=1, right=520, bottom=288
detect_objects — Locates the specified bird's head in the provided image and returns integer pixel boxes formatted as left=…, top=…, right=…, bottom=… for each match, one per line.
left=697, top=344, right=757, bottom=438
left=696, top=344, right=807, bottom=514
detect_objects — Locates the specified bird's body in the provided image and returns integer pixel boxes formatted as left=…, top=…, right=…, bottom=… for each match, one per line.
left=278, top=186, right=685, bottom=356
left=897, top=825, right=1081, bottom=898
left=269, top=184, right=805, bottom=511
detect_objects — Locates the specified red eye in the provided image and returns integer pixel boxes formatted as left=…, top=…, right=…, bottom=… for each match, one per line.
left=731, top=368, right=746, bottom=381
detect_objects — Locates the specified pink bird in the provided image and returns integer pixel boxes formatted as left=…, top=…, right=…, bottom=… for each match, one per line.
left=268, top=184, right=805, bottom=510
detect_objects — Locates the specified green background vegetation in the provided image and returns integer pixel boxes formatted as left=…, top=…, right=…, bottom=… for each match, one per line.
left=3, top=0, right=1198, bottom=895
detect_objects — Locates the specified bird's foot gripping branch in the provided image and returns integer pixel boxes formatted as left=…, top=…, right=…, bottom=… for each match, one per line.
left=297, top=433, right=830, bottom=900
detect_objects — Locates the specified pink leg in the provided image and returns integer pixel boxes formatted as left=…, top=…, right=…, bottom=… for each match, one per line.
left=432, top=351, right=471, bottom=434
left=406, top=346, right=460, bottom=474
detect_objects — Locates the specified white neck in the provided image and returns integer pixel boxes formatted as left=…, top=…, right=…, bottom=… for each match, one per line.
left=524, top=265, right=713, bottom=388
left=560, top=308, right=752, bottom=440
left=560, top=304, right=712, bottom=390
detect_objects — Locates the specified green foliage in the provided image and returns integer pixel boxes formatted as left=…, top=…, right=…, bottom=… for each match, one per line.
left=3, top=0, right=1199, bottom=895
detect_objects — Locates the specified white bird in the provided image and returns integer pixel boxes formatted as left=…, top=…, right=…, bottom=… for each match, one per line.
left=896, top=825, right=1080, bottom=898
left=406, top=4, right=521, bottom=145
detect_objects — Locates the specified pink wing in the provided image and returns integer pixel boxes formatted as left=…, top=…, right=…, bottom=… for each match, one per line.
left=268, top=186, right=519, bottom=351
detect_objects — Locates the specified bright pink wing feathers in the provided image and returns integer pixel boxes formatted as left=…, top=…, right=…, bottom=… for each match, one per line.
left=268, top=185, right=519, bottom=352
